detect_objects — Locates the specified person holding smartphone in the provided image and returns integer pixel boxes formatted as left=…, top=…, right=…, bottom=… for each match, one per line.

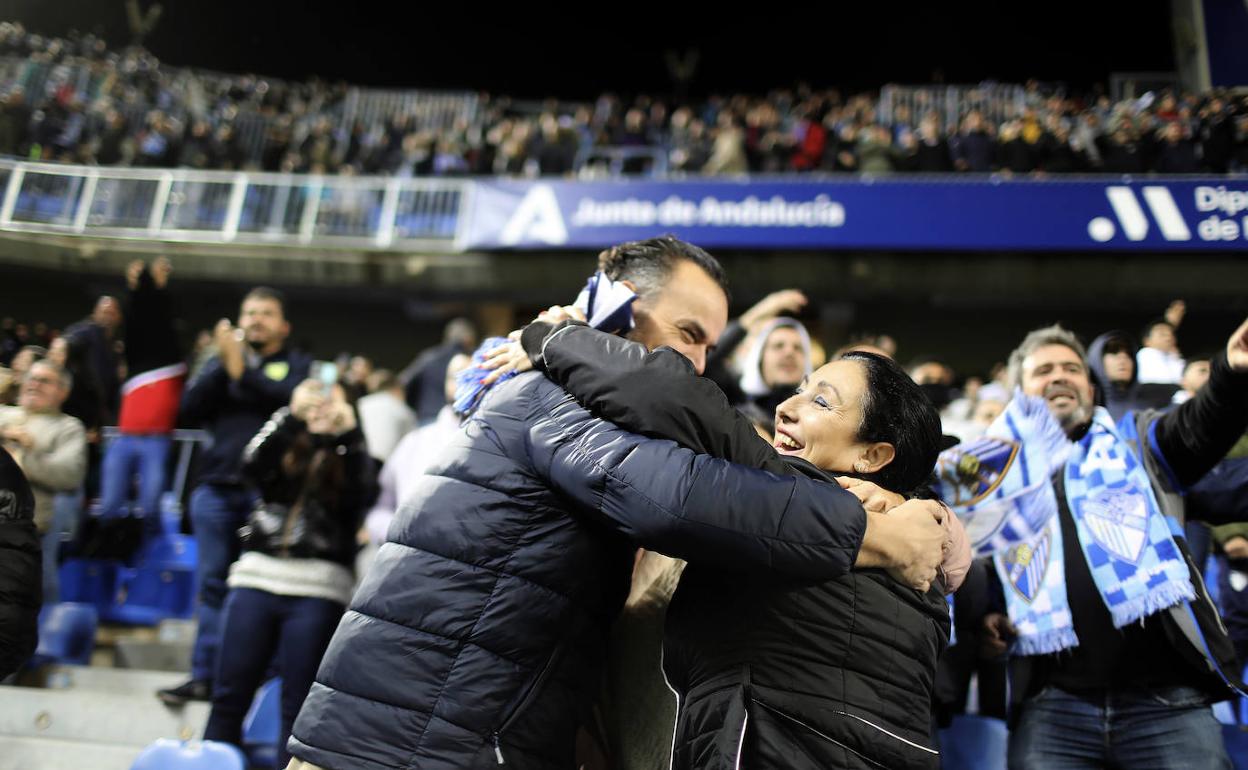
left=203, top=378, right=376, bottom=770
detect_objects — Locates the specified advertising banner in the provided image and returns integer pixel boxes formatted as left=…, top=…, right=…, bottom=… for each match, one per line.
left=460, top=178, right=1248, bottom=251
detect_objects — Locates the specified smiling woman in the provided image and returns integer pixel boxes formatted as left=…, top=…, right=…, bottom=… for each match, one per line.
left=524, top=323, right=965, bottom=769
left=774, top=353, right=943, bottom=496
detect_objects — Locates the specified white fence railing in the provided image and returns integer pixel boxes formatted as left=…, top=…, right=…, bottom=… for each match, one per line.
left=0, top=158, right=468, bottom=249
left=878, top=83, right=1053, bottom=129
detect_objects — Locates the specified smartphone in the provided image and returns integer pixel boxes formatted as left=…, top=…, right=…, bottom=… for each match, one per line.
left=311, top=360, right=339, bottom=390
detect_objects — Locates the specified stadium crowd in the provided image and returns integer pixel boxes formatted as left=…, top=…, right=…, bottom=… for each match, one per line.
left=3, top=21, right=1248, bottom=179
left=2, top=237, right=1248, bottom=769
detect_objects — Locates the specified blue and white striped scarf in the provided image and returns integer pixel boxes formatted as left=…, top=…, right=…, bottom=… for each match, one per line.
left=935, top=394, right=1195, bottom=655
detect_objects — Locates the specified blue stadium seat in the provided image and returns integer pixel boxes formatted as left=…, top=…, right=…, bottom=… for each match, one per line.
left=939, top=715, right=1008, bottom=770
left=80, top=534, right=200, bottom=625
left=130, top=739, right=247, bottom=770
left=32, top=602, right=98, bottom=666
left=243, top=678, right=282, bottom=768
left=57, top=559, right=121, bottom=607
left=57, top=535, right=198, bottom=626
left=136, top=533, right=198, bottom=569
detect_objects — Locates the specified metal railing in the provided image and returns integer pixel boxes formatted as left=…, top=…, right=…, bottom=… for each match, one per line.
left=574, top=146, right=669, bottom=178
left=0, top=157, right=468, bottom=248
left=0, top=54, right=481, bottom=167
left=879, top=83, right=1057, bottom=129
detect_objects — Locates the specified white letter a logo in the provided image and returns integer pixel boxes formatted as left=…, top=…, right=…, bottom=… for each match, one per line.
left=500, top=185, right=568, bottom=246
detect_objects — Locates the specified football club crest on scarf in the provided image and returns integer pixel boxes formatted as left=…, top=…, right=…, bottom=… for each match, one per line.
left=1077, top=487, right=1150, bottom=564
left=937, top=436, right=1019, bottom=507
left=938, top=394, right=1195, bottom=655
left=1004, top=527, right=1052, bottom=604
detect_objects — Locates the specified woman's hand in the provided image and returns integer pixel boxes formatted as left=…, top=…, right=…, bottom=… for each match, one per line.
left=836, top=476, right=906, bottom=512
left=481, top=342, right=532, bottom=386
left=940, top=509, right=972, bottom=593
left=481, top=305, right=586, bottom=386
left=307, top=386, right=356, bottom=436
left=290, top=379, right=326, bottom=422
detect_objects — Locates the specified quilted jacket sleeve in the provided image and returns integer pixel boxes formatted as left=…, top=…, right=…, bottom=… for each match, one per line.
left=0, top=448, right=40, bottom=678
left=524, top=321, right=787, bottom=474
left=526, top=380, right=866, bottom=582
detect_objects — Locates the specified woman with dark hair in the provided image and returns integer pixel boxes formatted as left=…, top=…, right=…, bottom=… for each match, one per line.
left=203, top=379, right=376, bottom=770
left=520, top=319, right=968, bottom=769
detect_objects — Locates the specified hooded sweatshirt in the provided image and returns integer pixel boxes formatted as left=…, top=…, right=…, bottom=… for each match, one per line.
left=1087, top=331, right=1178, bottom=423
left=736, top=318, right=813, bottom=433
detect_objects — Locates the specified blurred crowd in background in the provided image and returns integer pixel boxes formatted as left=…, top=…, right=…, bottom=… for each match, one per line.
left=2, top=21, right=1248, bottom=178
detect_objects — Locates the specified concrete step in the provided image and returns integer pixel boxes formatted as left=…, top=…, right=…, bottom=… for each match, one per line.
left=0, top=735, right=140, bottom=770
left=26, top=665, right=187, bottom=696
left=0, top=686, right=207, bottom=748
left=112, top=637, right=192, bottom=672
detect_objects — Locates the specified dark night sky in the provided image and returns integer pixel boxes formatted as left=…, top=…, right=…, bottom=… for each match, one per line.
left=6, top=1, right=1177, bottom=99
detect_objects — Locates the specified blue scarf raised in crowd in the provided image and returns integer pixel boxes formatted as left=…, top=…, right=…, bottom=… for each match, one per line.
left=453, top=271, right=638, bottom=415
left=935, top=394, right=1195, bottom=655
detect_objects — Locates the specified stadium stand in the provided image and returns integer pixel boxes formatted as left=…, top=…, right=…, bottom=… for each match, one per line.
left=1, top=21, right=1246, bottom=179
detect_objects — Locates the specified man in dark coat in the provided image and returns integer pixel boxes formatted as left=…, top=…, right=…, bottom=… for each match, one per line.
left=63, top=295, right=123, bottom=425
left=158, top=287, right=310, bottom=705
left=288, top=237, right=947, bottom=770
left=0, top=446, right=40, bottom=679
left=400, top=317, right=477, bottom=425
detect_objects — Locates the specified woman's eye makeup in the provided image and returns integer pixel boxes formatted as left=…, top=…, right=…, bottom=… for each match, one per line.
left=814, top=396, right=831, bottom=409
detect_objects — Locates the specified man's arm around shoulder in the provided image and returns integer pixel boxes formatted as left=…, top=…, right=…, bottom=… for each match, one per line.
left=525, top=379, right=944, bottom=586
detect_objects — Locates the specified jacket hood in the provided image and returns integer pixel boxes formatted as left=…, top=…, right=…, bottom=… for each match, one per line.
left=1087, top=330, right=1139, bottom=403
left=738, top=318, right=813, bottom=398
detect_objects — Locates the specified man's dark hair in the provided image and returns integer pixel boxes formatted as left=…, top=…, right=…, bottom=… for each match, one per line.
left=1102, top=332, right=1136, bottom=356
left=597, top=235, right=730, bottom=302
left=841, top=351, right=943, bottom=496
left=1141, top=318, right=1173, bottom=342
left=1183, top=356, right=1212, bottom=374
left=242, top=286, right=287, bottom=316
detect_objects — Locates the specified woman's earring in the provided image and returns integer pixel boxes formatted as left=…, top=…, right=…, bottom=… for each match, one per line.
left=854, top=460, right=869, bottom=473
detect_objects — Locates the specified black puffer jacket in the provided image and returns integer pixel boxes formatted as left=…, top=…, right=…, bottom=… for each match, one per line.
left=289, top=371, right=871, bottom=770
left=238, top=408, right=376, bottom=567
left=529, top=322, right=949, bottom=769
left=665, top=526, right=947, bottom=769
left=0, top=447, right=40, bottom=678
